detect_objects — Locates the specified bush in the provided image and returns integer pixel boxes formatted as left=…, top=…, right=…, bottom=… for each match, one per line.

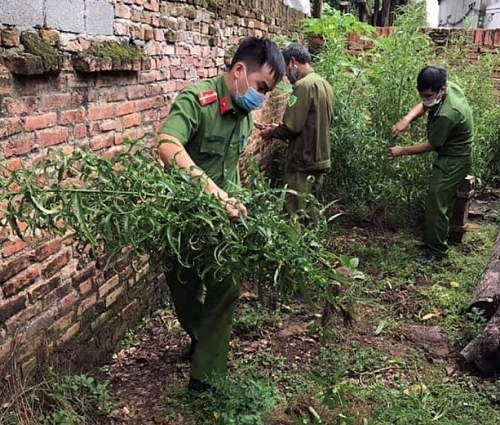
left=305, top=3, right=500, bottom=224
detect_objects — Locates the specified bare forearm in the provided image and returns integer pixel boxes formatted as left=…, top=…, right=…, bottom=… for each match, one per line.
left=403, top=103, right=426, bottom=124
left=400, top=141, right=435, bottom=156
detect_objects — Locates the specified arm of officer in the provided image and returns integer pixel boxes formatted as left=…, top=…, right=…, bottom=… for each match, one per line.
left=268, top=83, right=312, bottom=140
left=387, top=141, right=434, bottom=160
left=392, top=102, right=426, bottom=137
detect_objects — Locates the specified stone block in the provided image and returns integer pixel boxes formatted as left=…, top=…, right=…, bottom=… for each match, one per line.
left=0, top=0, right=43, bottom=27
left=86, top=0, right=114, bottom=36
left=46, top=0, right=85, bottom=33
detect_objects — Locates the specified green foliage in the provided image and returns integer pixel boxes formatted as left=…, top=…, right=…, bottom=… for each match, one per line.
left=1, top=372, right=112, bottom=425
left=306, top=3, right=500, bottom=223
left=0, top=139, right=355, bottom=315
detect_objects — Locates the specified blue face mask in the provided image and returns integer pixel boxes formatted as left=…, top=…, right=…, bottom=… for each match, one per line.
left=234, top=69, right=266, bottom=112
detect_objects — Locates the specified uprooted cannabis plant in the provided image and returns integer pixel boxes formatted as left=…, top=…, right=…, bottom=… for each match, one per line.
left=0, top=139, right=357, bottom=319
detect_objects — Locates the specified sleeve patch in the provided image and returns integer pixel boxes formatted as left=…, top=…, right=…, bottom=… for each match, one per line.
left=196, top=90, right=218, bottom=106
left=288, top=94, right=298, bottom=107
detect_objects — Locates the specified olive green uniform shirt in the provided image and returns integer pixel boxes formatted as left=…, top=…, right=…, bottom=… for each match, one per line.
left=269, top=69, right=334, bottom=173
left=159, top=76, right=253, bottom=192
left=427, top=81, right=473, bottom=157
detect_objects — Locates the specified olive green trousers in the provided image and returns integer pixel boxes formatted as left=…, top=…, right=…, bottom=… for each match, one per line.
left=425, top=155, right=471, bottom=257
left=166, top=263, right=240, bottom=382
left=284, top=171, right=325, bottom=217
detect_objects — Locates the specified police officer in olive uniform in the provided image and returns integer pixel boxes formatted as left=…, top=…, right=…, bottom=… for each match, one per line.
left=388, top=66, right=473, bottom=264
left=261, top=44, right=334, bottom=218
left=157, top=37, right=285, bottom=392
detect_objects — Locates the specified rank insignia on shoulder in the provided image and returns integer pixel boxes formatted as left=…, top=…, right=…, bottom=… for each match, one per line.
left=196, top=90, right=218, bottom=106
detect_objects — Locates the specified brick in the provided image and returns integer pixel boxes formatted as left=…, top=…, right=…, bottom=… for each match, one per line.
left=41, top=251, right=69, bottom=278
left=127, top=85, right=146, bottom=99
left=134, top=98, right=154, bottom=111
left=37, top=127, right=69, bottom=147
left=28, top=275, right=61, bottom=302
left=3, top=266, right=40, bottom=297
left=41, top=281, right=72, bottom=310
left=40, top=29, right=60, bottom=46
left=0, top=294, right=27, bottom=324
left=4, top=302, right=42, bottom=334
left=115, top=3, right=131, bottom=19
left=57, top=289, right=80, bottom=314
left=1, top=29, right=20, bottom=47
left=116, top=101, right=135, bottom=116
left=47, top=311, right=74, bottom=336
left=2, top=135, right=35, bottom=158
left=25, top=307, right=57, bottom=339
left=77, top=294, right=97, bottom=316
left=3, top=96, right=38, bottom=115
left=2, top=237, right=28, bottom=257
left=74, top=123, right=87, bottom=139
left=120, top=113, right=141, bottom=128
left=25, top=113, right=57, bottom=131
left=88, top=104, right=115, bottom=121
left=59, top=108, right=86, bottom=125
left=91, top=310, right=111, bottom=330
left=58, top=321, right=80, bottom=343
left=90, top=132, right=115, bottom=151
left=34, top=238, right=62, bottom=261
left=0, top=118, right=23, bottom=139
left=98, top=275, right=119, bottom=298
left=0, top=337, right=14, bottom=363
left=106, top=286, right=124, bottom=307
left=40, top=93, right=72, bottom=110
left=100, top=119, right=120, bottom=132
left=0, top=253, right=31, bottom=284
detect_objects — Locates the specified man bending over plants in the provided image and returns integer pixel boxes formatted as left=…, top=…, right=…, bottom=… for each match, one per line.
left=157, top=37, right=285, bottom=393
left=388, top=66, right=473, bottom=264
left=260, top=44, right=334, bottom=220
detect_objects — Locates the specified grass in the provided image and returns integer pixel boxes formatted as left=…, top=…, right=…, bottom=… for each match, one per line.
left=148, top=217, right=499, bottom=425
left=2, top=218, right=498, bottom=424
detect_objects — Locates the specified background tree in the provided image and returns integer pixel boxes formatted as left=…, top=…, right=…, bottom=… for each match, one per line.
left=326, top=0, right=411, bottom=26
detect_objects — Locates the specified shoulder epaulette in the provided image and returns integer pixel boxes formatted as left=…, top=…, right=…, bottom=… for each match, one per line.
left=196, top=90, right=218, bottom=106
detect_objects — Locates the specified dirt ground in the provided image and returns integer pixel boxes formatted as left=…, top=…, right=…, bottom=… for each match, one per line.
left=103, top=194, right=500, bottom=425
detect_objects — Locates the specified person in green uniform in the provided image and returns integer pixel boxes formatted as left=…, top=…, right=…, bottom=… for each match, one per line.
left=157, top=37, right=285, bottom=393
left=388, top=66, right=473, bottom=264
left=260, top=44, right=334, bottom=218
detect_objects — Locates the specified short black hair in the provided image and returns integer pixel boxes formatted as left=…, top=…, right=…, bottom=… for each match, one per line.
left=417, top=66, right=447, bottom=92
left=229, top=37, right=285, bottom=84
left=282, top=44, right=311, bottom=65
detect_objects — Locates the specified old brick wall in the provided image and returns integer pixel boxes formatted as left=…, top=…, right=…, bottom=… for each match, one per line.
left=0, top=0, right=302, bottom=376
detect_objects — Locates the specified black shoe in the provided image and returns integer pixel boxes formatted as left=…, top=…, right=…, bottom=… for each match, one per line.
left=188, top=377, right=212, bottom=394
left=415, top=254, right=443, bottom=265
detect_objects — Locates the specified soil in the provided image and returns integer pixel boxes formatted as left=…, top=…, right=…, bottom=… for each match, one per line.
left=102, top=197, right=499, bottom=424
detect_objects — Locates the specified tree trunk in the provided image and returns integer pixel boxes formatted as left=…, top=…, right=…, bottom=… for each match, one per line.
left=467, top=232, right=500, bottom=320
left=461, top=306, right=500, bottom=376
left=460, top=231, right=500, bottom=375
left=312, top=0, right=322, bottom=18
left=356, top=0, right=409, bottom=26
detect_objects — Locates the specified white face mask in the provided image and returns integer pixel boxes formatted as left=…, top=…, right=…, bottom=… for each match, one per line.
left=423, top=96, right=442, bottom=108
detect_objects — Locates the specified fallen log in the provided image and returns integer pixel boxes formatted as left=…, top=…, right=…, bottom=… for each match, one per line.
left=466, top=231, right=500, bottom=320
left=460, top=231, right=500, bottom=375
left=460, top=306, right=500, bottom=376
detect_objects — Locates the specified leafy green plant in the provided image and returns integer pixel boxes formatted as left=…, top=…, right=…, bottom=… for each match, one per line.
left=0, top=371, right=111, bottom=425
left=0, top=138, right=355, bottom=317
left=305, top=3, right=500, bottom=223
